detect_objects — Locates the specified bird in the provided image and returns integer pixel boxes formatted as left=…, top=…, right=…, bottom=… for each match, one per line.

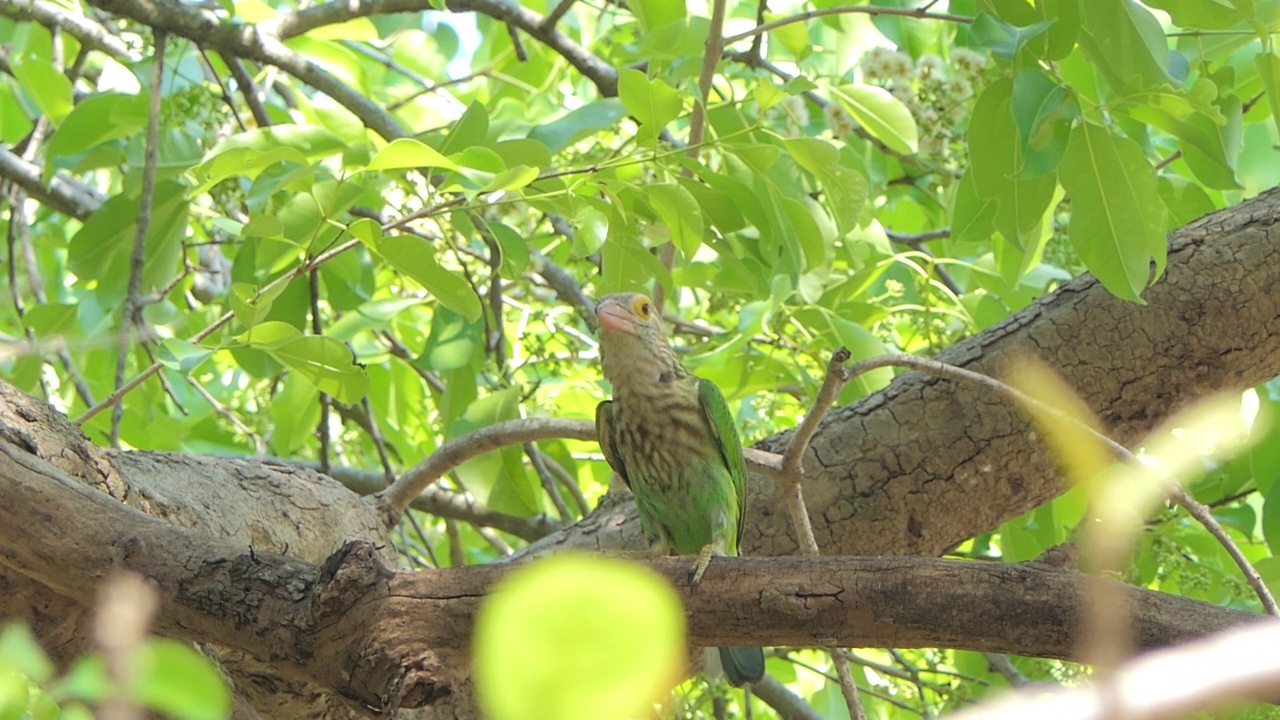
left=593, top=292, right=765, bottom=687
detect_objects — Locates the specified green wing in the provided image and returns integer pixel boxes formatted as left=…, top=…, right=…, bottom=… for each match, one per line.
left=697, top=379, right=748, bottom=549
left=595, top=400, right=631, bottom=490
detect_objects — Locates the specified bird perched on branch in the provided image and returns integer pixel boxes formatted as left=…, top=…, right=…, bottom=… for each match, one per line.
left=594, top=292, right=765, bottom=687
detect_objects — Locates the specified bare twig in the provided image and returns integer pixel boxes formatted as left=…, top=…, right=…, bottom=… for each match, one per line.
left=751, top=675, right=825, bottom=720
left=832, top=649, right=869, bottom=720
left=294, top=460, right=561, bottom=542
left=377, top=417, right=598, bottom=523
left=540, top=0, right=576, bottom=30
left=535, top=447, right=590, bottom=517
left=110, top=29, right=165, bottom=448
left=982, top=653, right=1029, bottom=687
left=525, top=442, right=573, bottom=522
left=223, top=54, right=272, bottom=128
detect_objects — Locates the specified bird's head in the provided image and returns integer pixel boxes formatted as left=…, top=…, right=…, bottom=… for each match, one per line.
left=594, top=293, right=679, bottom=378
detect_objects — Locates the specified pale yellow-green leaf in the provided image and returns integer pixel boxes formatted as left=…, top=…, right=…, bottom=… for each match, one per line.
left=474, top=554, right=686, bottom=720
left=831, top=84, right=918, bottom=154
left=364, top=138, right=459, bottom=172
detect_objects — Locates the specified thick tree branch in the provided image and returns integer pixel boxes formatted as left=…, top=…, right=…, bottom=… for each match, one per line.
left=0, top=425, right=1264, bottom=711
left=0, top=0, right=139, bottom=62
left=80, top=0, right=409, bottom=140
left=0, top=146, right=103, bottom=220
left=539, top=188, right=1280, bottom=564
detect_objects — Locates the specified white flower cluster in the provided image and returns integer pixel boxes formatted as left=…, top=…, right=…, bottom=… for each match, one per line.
left=854, top=45, right=988, bottom=170
left=774, top=94, right=812, bottom=138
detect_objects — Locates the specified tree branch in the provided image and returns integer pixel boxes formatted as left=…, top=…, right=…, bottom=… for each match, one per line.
left=0, top=0, right=139, bottom=62
left=0, top=145, right=104, bottom=220
left=0, top=428, right=1265, bottom=711
left=80, top=0, right=409, bottom=140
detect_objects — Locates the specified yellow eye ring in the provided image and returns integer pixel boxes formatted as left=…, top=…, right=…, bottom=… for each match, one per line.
left=632, top=297, right=652, bottom=318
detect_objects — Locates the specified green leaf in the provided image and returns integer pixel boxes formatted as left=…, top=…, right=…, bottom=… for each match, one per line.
left=439, top=100, right=490, bottom=155
left=1265, top=478, right=1280, bottom=555
left=229, top=279, right=292, bottom=330
left=1144, top=0, right=1246, bottom=30
left=970, top=12, right=1056, bottom=59
left=645, top=183, right=703, bottom=256
left=1059, top=122, right=1167, bottom=302
left=831, top=84, right=918, bottom=155
left=630, top=0, right=685, bottom=32
left=269, top=371, right=321, bottom=455
left=23, top=303, right=77, bottom=338
left=188, top=146, right=310, bottom=196
left=967, top=79, right=1057, bottom=249
left=950, top=169, right=998, bottom=245
left=157, top=339, right=215, bottom=373
left=11, top=55, right=73, bottom=123
left=1010, top=68, right=1077, bottom=178
left=485, top=221, right=530, bottom=279
left=66, top=180, right=190, bottom=306
left=243, top=321, right=369, bottom=403
left=1256, top=50, right=1280, bottom=138
left=373, top=234, right=482, bottom=321
left=54, top=655, right=110, bottom=704
left=44, top=93, right=148, bottom=171
left=527, top=99, right=627, bottom=153
left=599, top=238, right=674, bottom=297
left=132, top=639, right=231, bottom=720
left=210, top=126, right=346, bottom=160
left=1157, top=176, right=1216, bottom=228
left=365, top=138, right=459, bottom=172
left=1077, top=0, right=1172, bottom=93
left=0, top=624, right=53, bottom=683
left=618, top=69, right=683, bottom=140
left=419, top=306, right=483, bottom=371
left=473, top=554, right=685, bottom=720
left=785, top=137, right=868, bottom=234
left=452, top=387, right=537, bottom=514
left=0, top=84, right=34, bottom=145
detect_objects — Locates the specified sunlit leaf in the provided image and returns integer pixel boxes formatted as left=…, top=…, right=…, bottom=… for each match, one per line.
left=474, top=554, right=685, bottom=720
left=831, top=84, right=919, bottom=155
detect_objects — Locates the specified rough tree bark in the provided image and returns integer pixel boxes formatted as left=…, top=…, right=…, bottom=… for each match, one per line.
left=0, top=188, right=1278, bottom=719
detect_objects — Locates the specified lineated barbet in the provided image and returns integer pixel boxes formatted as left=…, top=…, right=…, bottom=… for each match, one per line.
left=593, top=292, right=766, bottom=687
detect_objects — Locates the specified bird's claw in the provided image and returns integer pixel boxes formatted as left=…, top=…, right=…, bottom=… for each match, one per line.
left=688, top=544, right=715, bottom=588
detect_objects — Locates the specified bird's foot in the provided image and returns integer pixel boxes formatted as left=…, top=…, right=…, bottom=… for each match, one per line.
left=688, top=544, right=716, bottom=587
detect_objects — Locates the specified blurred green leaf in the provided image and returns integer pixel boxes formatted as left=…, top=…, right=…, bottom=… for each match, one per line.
left=474, top=554, right=685, bottom=720
left=132, top=638, right=231, bottom=720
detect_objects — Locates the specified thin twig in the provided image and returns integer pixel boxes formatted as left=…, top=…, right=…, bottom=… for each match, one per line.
left=536, top=448, right=590, bottom=517
left=110, top=29, right=165, bottom=448
left=982, top=653, right=1029, bottom=687
left=75, top=237, right=366, bottom=425
left=525, top=442, right=573, bottom=522
left=377, top=417, right=598, bottom=524
left=540, top=0, right=577, bottom=30
left=223, top=54, right=272, bottom=129
left=832, top=649, right=869, bottom=720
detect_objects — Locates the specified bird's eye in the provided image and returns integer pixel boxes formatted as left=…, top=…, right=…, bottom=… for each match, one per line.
left=640, top=302, right=651, bottom=317
left=633, top=298, right=651, bottom=318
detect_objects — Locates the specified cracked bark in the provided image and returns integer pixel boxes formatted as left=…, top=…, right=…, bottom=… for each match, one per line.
left=529, top=187, right=1280, bottom=561
left=1, top=189, right=1278, bottom=719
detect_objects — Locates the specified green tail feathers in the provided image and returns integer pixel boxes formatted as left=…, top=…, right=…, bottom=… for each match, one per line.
left=719, top=646, right=765, bottom=686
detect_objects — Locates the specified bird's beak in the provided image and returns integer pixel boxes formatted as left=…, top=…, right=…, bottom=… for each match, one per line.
left=595, top=300, right=634, bottom=334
